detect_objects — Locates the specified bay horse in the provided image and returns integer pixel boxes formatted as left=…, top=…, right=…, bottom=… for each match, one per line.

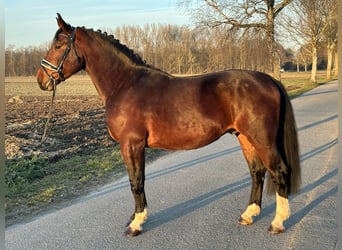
left=36, top=14, right=301, bottom=237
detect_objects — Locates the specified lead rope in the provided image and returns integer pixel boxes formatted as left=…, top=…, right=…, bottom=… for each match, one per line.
left=41, top=80, right=57, bottom=143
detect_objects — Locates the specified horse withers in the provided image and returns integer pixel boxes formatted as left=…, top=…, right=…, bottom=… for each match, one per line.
left=36, top=14, right=301, bottom=237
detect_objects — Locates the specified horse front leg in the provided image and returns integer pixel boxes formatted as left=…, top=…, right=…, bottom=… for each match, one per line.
left=120, top=139, right=148, bottom=237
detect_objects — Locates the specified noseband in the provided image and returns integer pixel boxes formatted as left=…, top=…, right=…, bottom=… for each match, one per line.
left=40, top=27, right=81, bottom=87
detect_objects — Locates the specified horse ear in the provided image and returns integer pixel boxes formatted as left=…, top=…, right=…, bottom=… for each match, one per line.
left=56, top=13, right=72, bottom=32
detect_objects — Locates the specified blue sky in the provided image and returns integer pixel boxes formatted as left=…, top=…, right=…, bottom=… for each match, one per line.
left=5, top=0, right=191, bottom=48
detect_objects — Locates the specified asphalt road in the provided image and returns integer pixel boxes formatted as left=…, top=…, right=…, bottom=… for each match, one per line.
left=6, top=81, right=338, bottom=250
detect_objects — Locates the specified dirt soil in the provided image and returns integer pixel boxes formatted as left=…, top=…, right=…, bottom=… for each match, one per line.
left=6, top=95, right=113, bottom=161
left=5, top=76, right=115, bottom=161
left=5, top=77, right=120, bottom=226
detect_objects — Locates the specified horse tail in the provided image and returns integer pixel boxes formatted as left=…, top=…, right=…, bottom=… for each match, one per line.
left=267, top=78, right=301, bottom=195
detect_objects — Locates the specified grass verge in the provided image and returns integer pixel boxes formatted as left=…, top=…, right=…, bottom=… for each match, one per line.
left=281, top=72, right=329, bottom=98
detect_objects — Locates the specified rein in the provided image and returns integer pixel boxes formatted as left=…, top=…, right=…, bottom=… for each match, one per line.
left=41, top=80, right=57, bottom=143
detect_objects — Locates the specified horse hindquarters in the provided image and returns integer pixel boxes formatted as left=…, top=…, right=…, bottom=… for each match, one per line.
left=236, top=78, right=301, bottom=234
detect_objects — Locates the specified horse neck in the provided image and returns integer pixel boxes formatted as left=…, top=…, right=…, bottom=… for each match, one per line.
left=76, top=30, right=145, bottom=103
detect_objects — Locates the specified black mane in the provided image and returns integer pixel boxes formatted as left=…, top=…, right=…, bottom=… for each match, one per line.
left=80, top=27, right=148, bottom=67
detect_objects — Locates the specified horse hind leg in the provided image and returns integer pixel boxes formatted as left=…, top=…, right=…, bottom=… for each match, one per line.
left=267, top=158, right=291, bottom=234
left=257, top=146, right=291, bottom=234
left=237, top=134, right=290, bottom=234
left=237, top=135, right=266, bottom=226
left=268, top=192, right=290, bottom=234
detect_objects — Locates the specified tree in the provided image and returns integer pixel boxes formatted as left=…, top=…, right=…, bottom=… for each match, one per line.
left=296, top=46, right=311, bottom=72
left=280, top=0, right=336, bottom=82
left=110, top=23, right=279, bottom=75
left=5, top=45, right=16, bottom=76
left=5, top=44, right=49, bottom=77
left=5, top=22, right=323, bottom=77
left=321, top=0, right=338, bottom=80
left=178, top=0, right=293, bottom=79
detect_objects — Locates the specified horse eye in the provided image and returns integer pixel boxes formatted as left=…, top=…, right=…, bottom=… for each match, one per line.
left=55, top=45, right=62, bottom=50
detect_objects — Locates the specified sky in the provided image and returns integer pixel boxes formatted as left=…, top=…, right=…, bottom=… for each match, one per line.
left=5, top=0, right=191, bottom=48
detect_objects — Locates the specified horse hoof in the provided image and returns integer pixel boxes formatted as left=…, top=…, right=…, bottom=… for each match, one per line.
left=238, top=217, right=252, bottom=225
left=124, top=227, right=141, bottom=237
left=267, top=225, right=285, bottom=235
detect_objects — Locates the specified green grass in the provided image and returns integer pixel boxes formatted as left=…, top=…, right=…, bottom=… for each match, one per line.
left=281, top=71, right=331, bottom=98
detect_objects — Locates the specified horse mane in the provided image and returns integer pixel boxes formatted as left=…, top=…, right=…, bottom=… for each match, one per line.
left=79, top=26, right=150, bottom=68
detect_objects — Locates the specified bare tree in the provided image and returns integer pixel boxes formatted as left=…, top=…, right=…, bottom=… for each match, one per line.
left=5, top=45, right=16, bottom=76
left=296, top=47, right=311, bottom=72
left=178, top=0, right=293, bottom=79
left=4, top=23, right=301, bottom=77
left=280, top=0, right=335, bottom=82
left=321, top=0, right=338, bottom=80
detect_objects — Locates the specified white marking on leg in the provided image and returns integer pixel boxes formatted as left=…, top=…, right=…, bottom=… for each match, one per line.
left=240, top=203, right=261, bottom=225
left=129, top=208, right=148, bottom=232
left=271, top=192, right=290, bottom=231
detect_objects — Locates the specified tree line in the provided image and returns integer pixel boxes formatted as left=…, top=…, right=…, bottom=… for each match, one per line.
left=5, top=0, right=337, bottom=80
left=5, top=44, right=49, bottom=77
left=4, top=23, right=329, bottom=77
left=178, top=0, right=338, bottom=81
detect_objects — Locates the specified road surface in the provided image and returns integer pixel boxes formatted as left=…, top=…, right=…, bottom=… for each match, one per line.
left=6, top=81, right=338, bottom=250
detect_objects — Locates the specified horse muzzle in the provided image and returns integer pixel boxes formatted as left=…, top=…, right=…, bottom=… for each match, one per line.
left=37, top=68, right=62, bottom=91
left=37, top=75, right=59, bottom=91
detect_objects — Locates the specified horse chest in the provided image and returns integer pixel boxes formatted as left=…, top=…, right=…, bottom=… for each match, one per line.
left=105, top=104, right=146, bottom=142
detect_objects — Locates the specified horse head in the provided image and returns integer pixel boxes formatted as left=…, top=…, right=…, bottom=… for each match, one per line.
left=36, top=13, right=84, bottom=91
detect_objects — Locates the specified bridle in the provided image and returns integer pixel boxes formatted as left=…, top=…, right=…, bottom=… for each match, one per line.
left=40, top=27, right=82, bottom=89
